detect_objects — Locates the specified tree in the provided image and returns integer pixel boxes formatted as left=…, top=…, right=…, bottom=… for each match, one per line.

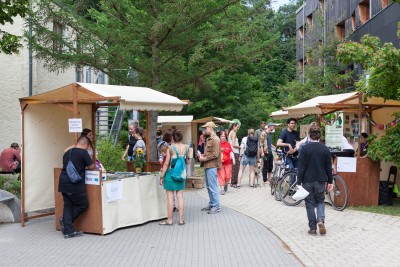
left=0, top=0, right=29, bottom=54
left=337, top=34, right=400, bottom=101
left=277, top=7, right=353, bottom=108
left=28, top=0, right=275, bottom=160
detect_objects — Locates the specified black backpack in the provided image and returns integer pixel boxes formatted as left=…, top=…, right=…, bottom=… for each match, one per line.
left=245, top=137, right=258, bottom=157
left=378, top=181, right=393, bottom=206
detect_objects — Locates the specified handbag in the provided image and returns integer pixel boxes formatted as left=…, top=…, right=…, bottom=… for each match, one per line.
left=66, top=149, right=83, bottom=183
left=292, top=185, right=309, bottom=201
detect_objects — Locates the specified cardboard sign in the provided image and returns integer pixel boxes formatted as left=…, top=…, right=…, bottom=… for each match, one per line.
left=85, top=170, right=101, bottom=185
left=68, top=118, right=82, bottom=133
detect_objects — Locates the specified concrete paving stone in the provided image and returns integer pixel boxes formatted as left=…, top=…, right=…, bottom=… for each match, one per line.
left=0, top=191, right=300, bottom=267
left=196, top=169, right=400, bottom=267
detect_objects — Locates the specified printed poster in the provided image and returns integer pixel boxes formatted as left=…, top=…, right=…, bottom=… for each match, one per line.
left=325, top=112, right=344, bottom=151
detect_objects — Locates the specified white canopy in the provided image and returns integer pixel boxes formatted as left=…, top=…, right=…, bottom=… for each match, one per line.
left=284, top=92, right=358, bottom=117
left=20, top=83, right=187, bottom=111
left=158, top=115, right=193, bottom=124
left=270, top=109, right=289, bottom=119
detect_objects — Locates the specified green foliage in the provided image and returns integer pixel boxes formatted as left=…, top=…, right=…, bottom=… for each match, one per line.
left=0, top=175, right=21, bottom=198
left=97, top=137, right=126, bottom=172
left=278, top=8, right=353, bottom=108
left=0, top=0, right=29, bottom=54
left=337, top=34, right=400, bottom=101
left=367, top=113, right=400, bottom=167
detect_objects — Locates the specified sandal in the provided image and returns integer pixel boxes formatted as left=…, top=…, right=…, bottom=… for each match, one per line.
left=178, top=220, right=185, bottom=226
left=159, top=221, right=173, bottom=226
left=236, top=185, right=241, bottom=188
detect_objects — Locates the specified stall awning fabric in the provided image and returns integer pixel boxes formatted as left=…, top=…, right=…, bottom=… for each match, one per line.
left=270, top=109, right=289, bottom=119
left=191, top=116, right=234, bottom=124
left=158, top=115, right=193, bottom=124
left=20, top=83, right=187, bottom=112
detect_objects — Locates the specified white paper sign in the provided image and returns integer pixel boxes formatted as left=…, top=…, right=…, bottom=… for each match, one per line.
left=69, top=118, right=83, bottom=133
left=337, top=157, right=357, bottom=173
left=85, top=170, right=101, bottom=185
left=106, top=180, right=123, bottom=202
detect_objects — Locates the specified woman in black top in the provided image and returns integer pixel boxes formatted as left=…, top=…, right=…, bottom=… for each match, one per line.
left=122, top=124, right=137, bottom=161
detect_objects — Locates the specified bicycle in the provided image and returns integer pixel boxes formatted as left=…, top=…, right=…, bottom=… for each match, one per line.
left=270, top=149, right=288, bottom=199
left=326, top=174, right=348, bottom=211
left=277, top=171, right=348, bottom=210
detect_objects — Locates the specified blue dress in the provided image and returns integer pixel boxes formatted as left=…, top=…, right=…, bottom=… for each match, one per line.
left=163, top=145, right=188, bottom=191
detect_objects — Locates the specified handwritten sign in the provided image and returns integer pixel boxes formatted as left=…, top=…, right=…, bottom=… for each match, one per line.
left=68, top=118, right=82, bottom=133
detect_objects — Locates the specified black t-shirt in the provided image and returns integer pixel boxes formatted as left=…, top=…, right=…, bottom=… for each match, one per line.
left=128, top=135, right=138, bottom=157
left=58, top=148, right=93, bottom=193
left=279, top=128, right=300, bottom=156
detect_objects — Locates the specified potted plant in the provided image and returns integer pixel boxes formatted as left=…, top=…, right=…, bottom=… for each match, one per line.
left=133, top=147, right=146, bottom=173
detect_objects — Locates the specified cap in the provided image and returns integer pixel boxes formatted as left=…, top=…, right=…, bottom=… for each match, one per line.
left=267, top=122, right=277, bottom=127
left=201, top=121, right=216, bottom=128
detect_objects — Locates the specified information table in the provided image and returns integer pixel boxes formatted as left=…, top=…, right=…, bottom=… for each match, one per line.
left=54, top=168, right=167, bottom=235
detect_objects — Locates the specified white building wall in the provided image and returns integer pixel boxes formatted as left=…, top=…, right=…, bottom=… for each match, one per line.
left=0, top=17, right=107, bottom=150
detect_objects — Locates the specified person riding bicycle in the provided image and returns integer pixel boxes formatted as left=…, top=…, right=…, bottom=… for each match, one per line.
left=297, top=125, right=333, bottom=236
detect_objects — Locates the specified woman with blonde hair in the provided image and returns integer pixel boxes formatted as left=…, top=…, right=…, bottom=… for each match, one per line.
left=237, top=128, right=258, bottom=187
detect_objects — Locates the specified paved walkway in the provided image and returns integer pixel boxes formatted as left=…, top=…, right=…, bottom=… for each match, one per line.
left=0, top=191, right=300, bottom=267
left=197, top=174, right=400, bottom=267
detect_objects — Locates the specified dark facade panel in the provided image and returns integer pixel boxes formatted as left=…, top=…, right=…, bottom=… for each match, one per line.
left=349, top=3, right=400, bottom=48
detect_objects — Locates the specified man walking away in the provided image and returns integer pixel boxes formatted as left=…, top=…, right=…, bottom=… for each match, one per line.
left=297, top=126, right=333, bottom=236
left=198, top=121, right=222, bottom=214
left=59, top=136, right=95, bottom=239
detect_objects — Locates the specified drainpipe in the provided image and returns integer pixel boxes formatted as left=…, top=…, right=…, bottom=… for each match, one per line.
left=369, top=0, right=372, bottom=20
left=28, top=0, right=33, bottom=96
left=302, top=1, right=305, bottom=84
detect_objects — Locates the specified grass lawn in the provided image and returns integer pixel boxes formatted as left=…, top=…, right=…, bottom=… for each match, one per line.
left=349, top=198, right=400, bottom=216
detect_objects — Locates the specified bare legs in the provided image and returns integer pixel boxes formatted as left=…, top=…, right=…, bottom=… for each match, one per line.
left=166, top=190, right=184, bottom=224
left=176, top=190, right=184, bottom=223
left=237, top=164, right=256, bottom=187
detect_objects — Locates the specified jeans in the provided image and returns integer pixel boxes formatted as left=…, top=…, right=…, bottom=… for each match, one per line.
left=303, top=181, right=326, bottom=230
left=62, top=192, right=88, bottom=234
left=205, top=168, right=220, bottom=209
left=286, top=156, right=299, bottom=185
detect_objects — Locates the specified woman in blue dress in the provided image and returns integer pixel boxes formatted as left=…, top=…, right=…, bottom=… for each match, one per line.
left=159, top=130, right=189, bottom=226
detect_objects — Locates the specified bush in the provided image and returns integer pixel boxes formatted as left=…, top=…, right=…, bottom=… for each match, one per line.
left=97, top=137, right=126, bottom=172
left=0, top=175, right=21, bottom=198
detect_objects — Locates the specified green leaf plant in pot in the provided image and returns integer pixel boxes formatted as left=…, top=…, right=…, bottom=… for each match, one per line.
left=133, top=147, right=146, bottom=173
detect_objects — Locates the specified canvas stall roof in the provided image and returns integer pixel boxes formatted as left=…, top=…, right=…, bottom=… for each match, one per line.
left=270, top=109, right=289, bottom=119
left=283, top=92, right=358, bottom=117
left=191, top=116, right=233, bottom=124
left=158, top=115, right=193, bottom=124
left=20, top=83, right=187, bottom=112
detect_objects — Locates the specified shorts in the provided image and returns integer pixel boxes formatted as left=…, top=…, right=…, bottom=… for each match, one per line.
left=217, top=164, right=232, bottom=185
left=240, top=154, right=256, bottom=167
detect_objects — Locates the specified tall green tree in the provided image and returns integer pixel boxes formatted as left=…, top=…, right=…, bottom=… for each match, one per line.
left=0, top=0, right=29, bottom=54
left=28, top=0, right=274, bottom=160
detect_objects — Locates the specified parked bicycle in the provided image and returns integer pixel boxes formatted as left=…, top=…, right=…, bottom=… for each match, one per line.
left=277, top=170, right=348, bottom=210
left=270, top=148, right=288, bottom=200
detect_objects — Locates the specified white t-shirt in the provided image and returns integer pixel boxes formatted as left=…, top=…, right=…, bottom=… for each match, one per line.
left=342, top=136, right=354, bottom=150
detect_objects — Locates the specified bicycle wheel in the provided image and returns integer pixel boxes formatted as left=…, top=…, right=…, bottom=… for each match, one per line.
left=278, top=171, right=302, bottom=206
left=328, top=174, right=348, bottom=211
left=270, top=165, right=283, bottom=195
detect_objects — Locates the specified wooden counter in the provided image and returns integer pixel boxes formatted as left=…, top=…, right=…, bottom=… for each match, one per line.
left=337, top=157, right=380, bottom=206
left=54, top=168, right=167, bottom=235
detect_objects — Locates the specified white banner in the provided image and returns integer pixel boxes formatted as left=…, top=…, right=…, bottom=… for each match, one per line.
left=325, top=112, right=344, bottom=150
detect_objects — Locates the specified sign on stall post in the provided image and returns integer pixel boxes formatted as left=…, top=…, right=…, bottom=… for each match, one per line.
left=325, top=112, right=344, bottom=151
left=85, top=170, right=101, bottom=185
left=68, top=118, right=83, bottom=133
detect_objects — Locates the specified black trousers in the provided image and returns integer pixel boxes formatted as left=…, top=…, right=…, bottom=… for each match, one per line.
left=262, top=153, right=273, bottom=182
left=62, top=192, right=88, bottom=234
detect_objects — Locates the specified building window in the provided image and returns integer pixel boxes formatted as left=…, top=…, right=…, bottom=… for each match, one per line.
left=351, top=12, right=356, bottom=31
left=335, top=21, right=345, bottom=39
left=307, top=14, right=313, bottom=29
left=319, top=0, right=324, bottom=11
left=382, top=0, right=389, bottom=8
left=299, top=26, right=304, bottom=39
left=53, top=20, right=63, bottom=52
left=359, top=0, right=370, bottom=25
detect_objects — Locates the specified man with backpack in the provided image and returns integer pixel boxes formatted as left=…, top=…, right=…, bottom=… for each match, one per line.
left=236, top=129, right=258, bottom=187
left=198, top=121, right=222, bottom=214
left=260, top=122, right=276, bottom=184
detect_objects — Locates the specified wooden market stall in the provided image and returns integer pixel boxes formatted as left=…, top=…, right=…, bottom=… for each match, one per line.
left=271, top=92, right=400, bottom=206
left=19, top=83, right=187, bottom=234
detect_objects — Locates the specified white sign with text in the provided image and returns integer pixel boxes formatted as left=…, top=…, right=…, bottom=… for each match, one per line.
left=85, top=170, right=101, bottom=185
left=68, top=118, right=83, bottom=133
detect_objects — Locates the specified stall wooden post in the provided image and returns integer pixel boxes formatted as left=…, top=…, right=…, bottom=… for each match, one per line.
left=73, top=83, right=79, bottom=143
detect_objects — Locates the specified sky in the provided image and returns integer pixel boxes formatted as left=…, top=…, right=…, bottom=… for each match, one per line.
left=271, top=0, right=293, bottom=10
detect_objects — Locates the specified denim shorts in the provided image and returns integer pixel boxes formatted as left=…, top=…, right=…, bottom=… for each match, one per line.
left=240, top=154, right=256, bottom=166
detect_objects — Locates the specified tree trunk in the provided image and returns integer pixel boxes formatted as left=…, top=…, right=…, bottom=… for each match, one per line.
left=149, top=40, right=160, bottom=162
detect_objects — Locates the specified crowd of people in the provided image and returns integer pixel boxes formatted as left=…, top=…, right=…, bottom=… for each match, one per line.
left=48, top=117, right=368, bottom=238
